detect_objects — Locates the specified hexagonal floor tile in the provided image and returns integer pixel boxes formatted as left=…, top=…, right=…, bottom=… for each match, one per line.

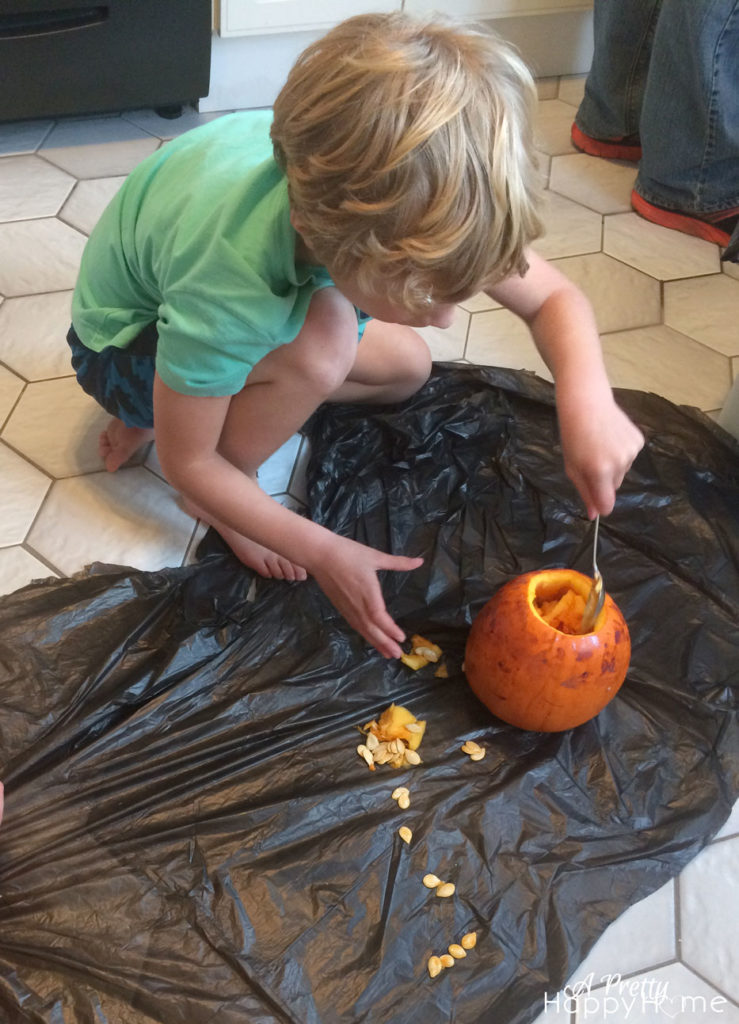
left=458, top=292, right=501, bottom=314
left=287, top=435, right=311, bottom=505
left=60, top=177, right=126, bottom=236
left=0, top=363, right=24, bottom=423
left=534, top=99, right=578, bottom=156
left=604, top=213, right=720, bottom=280
left=40, top=117, right=160, bottom=178
left=664, top=274, right=739, bottom=357
left=550, top=153, right=637, bottom=215
left=0, top=292, right=73, bottom=381
left=0, top=441, right=50, bottom=546
left=558, top=75, right=586, bottom=108
left=417, top=305, right=470, bottom=361
left=552, top=253, right=661, bottom=334
left=0, top=218, right=86, bottom=296
left=574, top=961, right=739, bottom=1023
left=27, top=467, right=197, bottom=576
left=533, top=190, right=602, bottom=260
left=567, top=881, right=675, bottom=985
left=0, top=119, right=54, bottom=157
left=256, top=433, right=302, bottom=495
left=0, top=545, right=57, bottom=597
left=537, top=149, right=552, bottom=187
left=536, top=78, right=559, bottom=100
left=2, top=376, right=111, bottom=477
left=679, top=836, right=739, bottom=1004
left=0, top=155, right=75, bottom=222
left=600, top=324, right=731, bottom=411
left=466, top=307, right=551, bottom=380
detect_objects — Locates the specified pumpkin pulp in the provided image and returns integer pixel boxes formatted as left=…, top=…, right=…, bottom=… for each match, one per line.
left=529, top=571, right=605, bottom=635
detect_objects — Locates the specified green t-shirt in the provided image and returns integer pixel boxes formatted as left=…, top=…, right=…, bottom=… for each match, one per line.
left=71, top=110, right=337, bottom=397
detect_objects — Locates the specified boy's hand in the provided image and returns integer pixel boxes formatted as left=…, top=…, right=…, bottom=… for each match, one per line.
left=557, top=385, right=644, bottom=519
left=309, top=536, right=423, bottom=659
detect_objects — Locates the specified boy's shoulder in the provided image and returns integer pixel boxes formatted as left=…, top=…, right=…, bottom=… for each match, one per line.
left=166, top=108, right=274, bottom=155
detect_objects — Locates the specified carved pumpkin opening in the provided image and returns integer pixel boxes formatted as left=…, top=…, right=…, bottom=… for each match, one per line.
left=531, top=575, right=600, bottom=635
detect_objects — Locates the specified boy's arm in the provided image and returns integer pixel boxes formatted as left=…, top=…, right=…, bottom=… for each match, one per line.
left=486, top=250, right=644, bottom=518
left=152, top=374, right=421, bottom=659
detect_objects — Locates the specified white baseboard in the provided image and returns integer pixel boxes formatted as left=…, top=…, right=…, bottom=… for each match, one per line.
left=200, top=9, right=593, bottom=112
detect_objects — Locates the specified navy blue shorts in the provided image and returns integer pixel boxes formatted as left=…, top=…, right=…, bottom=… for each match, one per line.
left=68, top=309, right=373, bottom=430
left=67, top=323, right=158, bottom=429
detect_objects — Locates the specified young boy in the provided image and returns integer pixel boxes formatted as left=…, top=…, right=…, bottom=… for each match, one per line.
left=68, top=13, right=644, bottom=659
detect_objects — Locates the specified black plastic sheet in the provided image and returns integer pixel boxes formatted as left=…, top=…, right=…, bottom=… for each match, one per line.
left=0, top=364, right=737, bottom=1024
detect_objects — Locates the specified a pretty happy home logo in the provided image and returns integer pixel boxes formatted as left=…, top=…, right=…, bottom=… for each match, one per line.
left=544, top=972, right=730, bottom=1019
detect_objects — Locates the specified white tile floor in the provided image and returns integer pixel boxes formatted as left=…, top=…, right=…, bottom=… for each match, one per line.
left=0, top=78, right=737, bottom=1023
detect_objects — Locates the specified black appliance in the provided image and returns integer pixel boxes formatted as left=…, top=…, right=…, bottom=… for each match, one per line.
left=0, top=1, right=212, bottom=122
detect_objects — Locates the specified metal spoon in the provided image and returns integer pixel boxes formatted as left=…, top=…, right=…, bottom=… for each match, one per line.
left=580, top=514, right=605, bottom=633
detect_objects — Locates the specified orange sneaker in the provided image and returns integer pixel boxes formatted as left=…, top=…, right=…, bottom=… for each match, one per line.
left=631, top=190, right=739, bottom=246
left=571, top=123, right=642, bottom=162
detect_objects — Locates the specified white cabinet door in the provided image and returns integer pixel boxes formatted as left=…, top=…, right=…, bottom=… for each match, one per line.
left=403, top=0, right=590, bottom=17
left=219, top=0, right=400, bottom=37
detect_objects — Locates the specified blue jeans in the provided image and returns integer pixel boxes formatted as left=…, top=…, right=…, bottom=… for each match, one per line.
left=576, top=0, right=739, bottom=215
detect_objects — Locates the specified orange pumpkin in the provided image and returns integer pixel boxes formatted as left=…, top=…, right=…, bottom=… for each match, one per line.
left=464, top=569, right=630, bottom=732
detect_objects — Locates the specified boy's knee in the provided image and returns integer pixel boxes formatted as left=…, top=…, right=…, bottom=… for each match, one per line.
left=302, top=341, right=356, bottom=397
left=398, top=328, right=433, bottom=397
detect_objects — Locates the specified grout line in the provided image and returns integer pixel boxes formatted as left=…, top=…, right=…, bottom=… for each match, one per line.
left=673, top=874, right=682, bottom=960
left=584, top=957, right=682, bottom=990
left=16, top=476, right=55, bottom=558
left=679, top=963, right=739, bottom=1010
left=181, top=519, right=204, bottom=568
left=0, top=285, right=73, bottom=301
left=19, top=540, right=64, bottom=580
left=0, top=433, right=67, bottom=481
left=36, top=120, right=57, bottom=151
left=0, top=378, right=27, bottom=435
left=462, top=306, right=473, bottom=360
left=706, top=827, right=739, bottom=846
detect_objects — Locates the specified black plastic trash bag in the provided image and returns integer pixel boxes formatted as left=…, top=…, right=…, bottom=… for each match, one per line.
left=0, top=364, right=737, bottom=1024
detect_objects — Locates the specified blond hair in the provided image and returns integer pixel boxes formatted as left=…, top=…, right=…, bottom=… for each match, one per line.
left=271, top=12, right=542, bottom=314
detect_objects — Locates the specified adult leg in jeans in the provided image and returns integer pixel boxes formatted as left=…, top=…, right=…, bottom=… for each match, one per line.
left=634, top=0, right=739, bottom=227
left=574, top=0, right=739, bottom=250
left=574, top=0, right=662, bottom=155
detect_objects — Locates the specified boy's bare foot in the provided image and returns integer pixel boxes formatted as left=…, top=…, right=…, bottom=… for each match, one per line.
left=99, top=418, right=155, bottom=472
left=183, top=499, right=308, bottom=581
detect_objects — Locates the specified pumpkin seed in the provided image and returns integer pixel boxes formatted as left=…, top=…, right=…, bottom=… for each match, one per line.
left=415, top=646, right=440, bottom=662
left=461, top=932, right=477, bottom=950
left=405, top=722, right=423, bottom=733
left=448, top=944, right=466, bottom=959
left=470, top=749, right=486, bottom=761
left=397, top=793, right=410, bottom=810
left=439, top=954, right=455, bottom=968
left=365, top=732, right=379, bottom=751
left=391, top=787, right=409, bottom=801
left=436, top=882, right=456, bottom=898
left=405, top=749, right=422, bottom=766
left=423, top=873, right=442, bottom=888
left=427, top=956, right=442, bottom=978
left=357, top=744, right=374, bottom=766
left=398, top=826, right=413, bottom=844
